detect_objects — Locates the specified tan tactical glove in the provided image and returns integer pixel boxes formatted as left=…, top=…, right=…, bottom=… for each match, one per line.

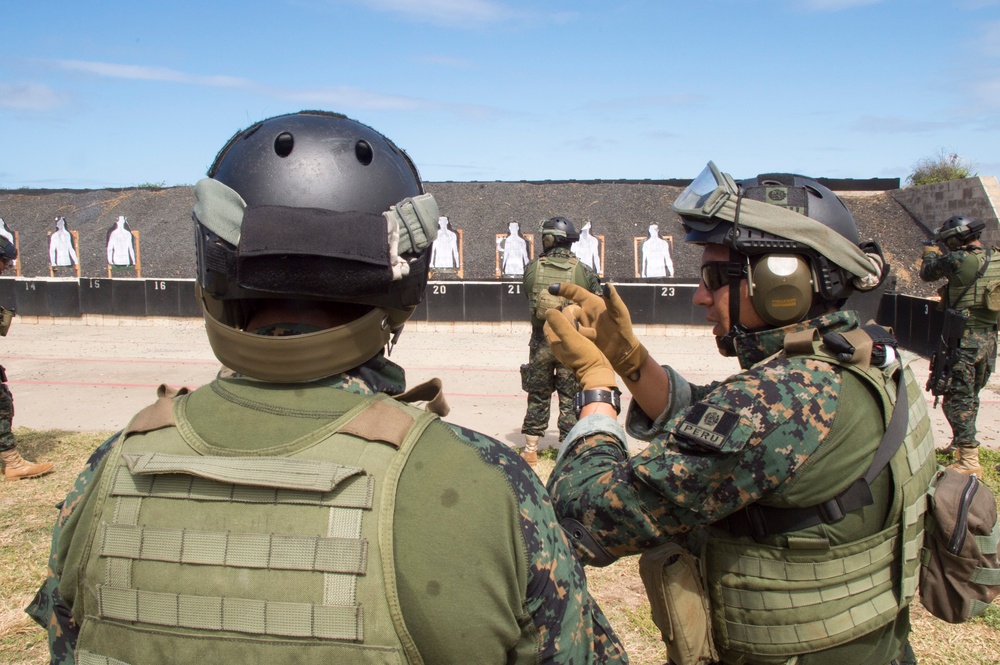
left=543, top=308, right=616, bottom=391
left=922, top=241, right=941, bottom=258
left=552, top=283, right=648, bottom=380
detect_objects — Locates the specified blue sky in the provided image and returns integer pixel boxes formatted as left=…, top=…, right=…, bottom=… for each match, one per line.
left=2, top=0, right=999, bottom=189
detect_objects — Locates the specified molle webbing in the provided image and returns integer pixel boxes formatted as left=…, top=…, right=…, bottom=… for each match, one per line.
left=99, top=523, right=368, bottom=574
left=710, top=530, right=900, bottom=653
left=110, top=464, right=375, bottom=507
left=78, top=390, right=435, bottom=663
left=97, top=459, right=370, bottom=641
left=530, top=255, right=580, bottom=324
left=94, top=585, right=364, bottom=640
left=951, top=249, right=1000, bottom=314
left=76, top=652, right=131, bottom=665
left=122, top=452, right=364, bottom=491
left=704, top=327, right=937, bottom=659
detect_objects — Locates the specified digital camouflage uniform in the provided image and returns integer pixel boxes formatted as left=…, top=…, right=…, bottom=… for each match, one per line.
left=28, top=352, right=626, bottom=665
left=521, top=246, right=602, bottom=440
left=547, top=310, right=936, bottom=665
left=0, top=378, right=15, bottom=452
left=920, top=244, right=1000, bottom=450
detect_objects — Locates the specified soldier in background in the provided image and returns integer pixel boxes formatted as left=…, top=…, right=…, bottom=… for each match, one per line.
left=519, top=216, right=602, bottom=466
left=920, top=214, right=1000, bottom=476
left=0, top=238, right=54, bottom=481
left=28, top=111, right=625, bottom=665
left=544, top=164, right=934, bottom=665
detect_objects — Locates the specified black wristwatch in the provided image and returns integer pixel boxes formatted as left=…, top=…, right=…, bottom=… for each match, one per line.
left=574, top=388, right=621, bottom=418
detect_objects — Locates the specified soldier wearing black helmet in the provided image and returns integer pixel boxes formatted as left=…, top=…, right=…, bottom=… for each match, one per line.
left=0, top=237, right=54, bottom=482
left=920, top=214, right=1000, bottom=476
left=519, top=216, right=602, bottom=466
left=28, top=112, right=626, bottom=665
left=542, top=163, right=935, bottom=665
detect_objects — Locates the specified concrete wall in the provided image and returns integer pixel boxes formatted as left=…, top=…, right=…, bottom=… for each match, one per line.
left=891, top=176, right=1000, bottom=246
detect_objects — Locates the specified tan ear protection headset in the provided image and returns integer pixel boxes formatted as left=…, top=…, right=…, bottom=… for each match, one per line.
left=747, top=254, right=816, bottom=326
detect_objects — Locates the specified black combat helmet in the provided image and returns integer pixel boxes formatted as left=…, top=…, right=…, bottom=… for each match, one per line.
left=192, top=110, right=440, bottom=382
left=934, top=215, right=985, bottom=250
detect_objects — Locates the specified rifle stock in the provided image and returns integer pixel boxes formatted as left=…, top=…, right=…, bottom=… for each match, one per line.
left=926, top=308, right=968, bottom=407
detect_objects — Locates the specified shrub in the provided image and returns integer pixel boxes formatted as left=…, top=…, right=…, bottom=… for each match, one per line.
left=907, top=150, right=977, bottom=187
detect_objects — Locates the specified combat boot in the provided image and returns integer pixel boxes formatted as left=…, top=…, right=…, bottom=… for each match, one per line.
left=1, top=448, right=54, bottom=481
left=521, top=435, right=539, bottom=466
left=948, top=446, right=983, bottom=477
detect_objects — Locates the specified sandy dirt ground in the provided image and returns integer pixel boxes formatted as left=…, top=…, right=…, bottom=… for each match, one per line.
left=2, top=317, right=998, bottom=454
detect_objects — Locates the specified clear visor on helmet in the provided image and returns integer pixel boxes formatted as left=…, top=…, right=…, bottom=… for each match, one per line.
left=672, top=161, right=738, bottom=219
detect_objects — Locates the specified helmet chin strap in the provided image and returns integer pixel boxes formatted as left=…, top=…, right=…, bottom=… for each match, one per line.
left=716, top=248, right=748, bottom=357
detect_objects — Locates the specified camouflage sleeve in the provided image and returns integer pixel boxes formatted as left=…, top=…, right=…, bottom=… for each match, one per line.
left=523, top=259, right=537, bottom=301
left=547, top=357, right=840, bottom=563
left=444, top=423, right=627, bottom=664
left=580, top=263, right=603, bottom=296
left=920, top=248, right=967, bottom=282
left=26, top=432, right=120, bottom=665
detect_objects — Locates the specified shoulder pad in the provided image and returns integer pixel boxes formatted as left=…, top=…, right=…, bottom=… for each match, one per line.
left=124, top=384, right=190, bottom=435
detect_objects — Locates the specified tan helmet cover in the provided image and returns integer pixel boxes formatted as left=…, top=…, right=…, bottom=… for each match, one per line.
left=199, top=285, right=413, bottom=383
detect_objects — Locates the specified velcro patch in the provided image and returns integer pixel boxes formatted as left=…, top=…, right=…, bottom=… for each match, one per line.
left=675, top=403, right=740, bottom=452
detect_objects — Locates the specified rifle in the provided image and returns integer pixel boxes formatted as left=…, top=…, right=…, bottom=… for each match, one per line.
left=926, top=307, right=968, bottom=407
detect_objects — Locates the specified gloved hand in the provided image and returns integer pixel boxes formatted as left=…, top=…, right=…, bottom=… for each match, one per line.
left=922, top=242, right=941, bottom=258
left=543, top=308, right=616, bottom=391
left=551, top=283, right=648, bottom=379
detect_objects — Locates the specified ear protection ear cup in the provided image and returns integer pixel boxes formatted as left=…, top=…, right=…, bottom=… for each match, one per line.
left=748, top=254, right=815, bottom=326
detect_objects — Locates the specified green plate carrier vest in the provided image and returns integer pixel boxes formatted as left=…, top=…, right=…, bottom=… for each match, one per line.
left=528, top=254, right=582, bottom=327
left=74, top=389, right=437, bottom=665
left=949, top=248, right=1000, bottom=328
left=703, top=331, right=937, bottom=664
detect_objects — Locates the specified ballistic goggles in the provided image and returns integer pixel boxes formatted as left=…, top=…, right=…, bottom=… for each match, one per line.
left=673, top=162, right=879, bottom=282
left=700, top=260, right=747, bottom=292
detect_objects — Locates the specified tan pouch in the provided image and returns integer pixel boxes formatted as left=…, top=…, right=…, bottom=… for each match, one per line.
left=638, top=542, right=718, bottom=665
left=982, top=281, right=1000, bottom=312
left=0, top=308, right=14, bottom=337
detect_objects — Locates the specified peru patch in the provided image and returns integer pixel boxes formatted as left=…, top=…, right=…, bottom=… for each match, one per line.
left=676, top=403, right=740, bottom=452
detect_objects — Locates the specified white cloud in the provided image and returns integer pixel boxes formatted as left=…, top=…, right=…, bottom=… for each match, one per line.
left=969, top=77, right=1000, bottom=108
left=332, top=0, right=566, bottom=26
left=585, top=94, right=707, bottom=112
left=851, top=115, right=952, bottom=133
left=55, top=60, right=250, bottom=87
left=278, top=85, right=434, bottom=110
left=365, top=0, right=514, bottom=22
left=979, top=21, right=1000, bottom=57
left=958, top=0, right=1000, bottom=8
left=413, top=54, right=477, bottom=69
left=0, top=82, right=62, bottom=110
left=48, top=59, right=437, bottom=111
left=791, top=0, right=884, bottom=10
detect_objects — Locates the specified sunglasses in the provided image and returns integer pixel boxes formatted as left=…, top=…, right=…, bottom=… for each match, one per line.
left=700, top=260, right=747, bottom=291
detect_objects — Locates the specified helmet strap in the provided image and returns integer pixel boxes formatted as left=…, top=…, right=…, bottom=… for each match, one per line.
left=717, top=248, right=747, bottom=356
left=717, top=196, right=747, bottom=356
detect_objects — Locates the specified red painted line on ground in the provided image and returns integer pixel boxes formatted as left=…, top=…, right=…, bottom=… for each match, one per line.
left=4, top=356, right=217, bottom=366
left=11, top=380, right=187, bottom=389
